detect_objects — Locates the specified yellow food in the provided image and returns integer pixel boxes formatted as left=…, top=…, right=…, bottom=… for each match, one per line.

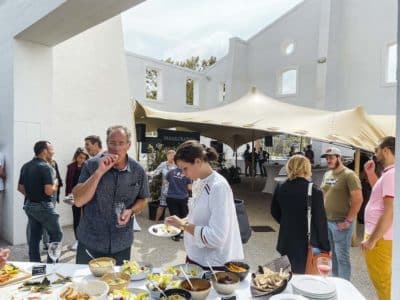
left=60, top=287, right=90, bottom=300
left=105, top=278, right=127, bottom=285
left=226, top=263, right=247, bottom=273
left=160, top=296, right=186, bottom=300
left=0, top=264, right=21, bottom=283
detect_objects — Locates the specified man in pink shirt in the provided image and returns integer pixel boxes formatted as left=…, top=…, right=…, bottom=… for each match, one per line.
left=362, top=136, right=395, bottom=300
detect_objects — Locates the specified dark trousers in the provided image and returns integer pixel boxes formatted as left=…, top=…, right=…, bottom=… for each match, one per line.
left=76, top=242, right=131, bottom=265
left=166, top=197, right=188, bottom=219
left=258, top=160, right=266, bottom=176
left=23, top=201, right=63, bottom=262
left=72, top=205, right=81, bottom=239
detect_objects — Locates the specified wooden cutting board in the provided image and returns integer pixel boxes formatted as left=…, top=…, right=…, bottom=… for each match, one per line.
left=0, top=264, right=32, bottom=287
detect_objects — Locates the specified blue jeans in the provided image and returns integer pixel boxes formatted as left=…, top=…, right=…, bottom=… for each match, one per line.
left=327, top=221, right=354, bottom=280
left=23, top=201, right=63, bottom=262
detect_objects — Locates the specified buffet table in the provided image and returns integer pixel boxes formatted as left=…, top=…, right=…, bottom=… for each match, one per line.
left=1, top=262, right=366, bottom=299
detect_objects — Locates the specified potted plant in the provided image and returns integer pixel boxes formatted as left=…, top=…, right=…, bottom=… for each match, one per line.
left=147, top=144, right=167, bottom=220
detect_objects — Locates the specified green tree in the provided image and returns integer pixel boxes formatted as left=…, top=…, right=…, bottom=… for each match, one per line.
left=164, top=56, right=217, bottom=71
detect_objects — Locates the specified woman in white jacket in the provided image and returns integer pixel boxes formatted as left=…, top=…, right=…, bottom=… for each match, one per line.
left=165, top=140, right=244, bottom=269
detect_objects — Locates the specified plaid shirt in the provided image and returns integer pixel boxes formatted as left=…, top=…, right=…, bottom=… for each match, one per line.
left=77, top=155, right=149, bottom=253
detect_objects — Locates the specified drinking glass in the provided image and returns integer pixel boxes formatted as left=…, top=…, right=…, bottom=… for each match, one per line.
left=317, top=256, right=332, bottom=278
left=115, top=202, right=126, bottom=228
left=48, top=242, right=62, bottom=273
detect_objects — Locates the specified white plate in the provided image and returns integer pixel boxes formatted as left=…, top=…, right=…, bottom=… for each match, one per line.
left=148, top=224, right=180, bottom=237
left=270, top=294, right=308, bottom=300
left=291, top=276, right=336, bottom=297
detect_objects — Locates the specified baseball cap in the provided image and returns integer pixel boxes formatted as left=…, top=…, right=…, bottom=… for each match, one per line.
left=321, top=147, right=342, bottom=158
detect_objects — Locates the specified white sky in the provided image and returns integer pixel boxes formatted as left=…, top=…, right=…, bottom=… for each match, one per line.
left=122, top=0, right=303, bottom=61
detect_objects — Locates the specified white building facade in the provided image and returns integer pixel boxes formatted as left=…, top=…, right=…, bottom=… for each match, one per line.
left=127, top=0, right=397, bottom=116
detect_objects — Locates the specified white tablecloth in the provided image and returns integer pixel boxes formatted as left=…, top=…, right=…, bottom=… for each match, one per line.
left=1, top=262, right=366, bottom=299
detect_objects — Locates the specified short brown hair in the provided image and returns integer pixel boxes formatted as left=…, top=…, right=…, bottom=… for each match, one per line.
left=175, top=140, right=218, bottom=163
left=84, top=135, right=102, bottom=148
left=378, top=136, right=395, bottom=155
left=286, top=154, right=312, bottom=180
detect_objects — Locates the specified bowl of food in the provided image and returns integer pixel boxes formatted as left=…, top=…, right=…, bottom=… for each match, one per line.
left=101, top=272, right=130, bottom=292
left=145, top=273, right=181, bottom=299
left=59, top=280, right=109, bottom=300
left=161, top=288, right=192, bottom=300
left=109, top=288, right=150, bottom=300
left=180, top=278, right=211, bottom=300
left=89, top=257, right=116, bottom=277
left=121, top=260, right=153, bottom=281
left=211, top=271, right=240, bottom=295
left=163, top=263, right=203, bottom=280
left=224, top=261, right=250, bottom=281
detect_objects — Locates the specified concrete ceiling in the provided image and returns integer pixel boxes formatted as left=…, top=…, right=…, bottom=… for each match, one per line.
left=16, top=0, right=145, bottom=46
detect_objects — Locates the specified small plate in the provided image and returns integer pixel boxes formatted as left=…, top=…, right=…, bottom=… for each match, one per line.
left=270, top=294, right=307, bottom=300
left=148, top=224, right=180, bottom=237
left=163, top=263, right=203, bottom=280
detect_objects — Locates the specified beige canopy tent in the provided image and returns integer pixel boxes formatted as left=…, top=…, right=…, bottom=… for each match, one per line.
left=134, top=88, right=389, bottom=152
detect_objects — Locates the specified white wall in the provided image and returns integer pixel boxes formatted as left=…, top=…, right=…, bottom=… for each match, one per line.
left=325, top=0, right=397, bottom=113
left=0, top=0, right=141, bottom=244
left=126, top=52, right=204, bottom=112
left=52, top=16, right=133, bottom=227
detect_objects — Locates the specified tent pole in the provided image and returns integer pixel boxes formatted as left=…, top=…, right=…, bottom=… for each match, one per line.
left=252, top=131, right=255, bottom=191
left=352, top=148, right=360, bottom=246
left=234, top=143, right=238, bottom=168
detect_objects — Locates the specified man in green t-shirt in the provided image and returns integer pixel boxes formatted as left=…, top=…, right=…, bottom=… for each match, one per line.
left=321, top=147, right=362, bottom=280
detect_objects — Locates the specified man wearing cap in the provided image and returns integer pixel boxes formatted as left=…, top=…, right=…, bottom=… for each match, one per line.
left=321, top=147, right=362, bottom=280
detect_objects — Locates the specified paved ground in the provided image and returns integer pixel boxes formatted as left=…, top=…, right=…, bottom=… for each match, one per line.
left=0, top=176, right=375, bottom=299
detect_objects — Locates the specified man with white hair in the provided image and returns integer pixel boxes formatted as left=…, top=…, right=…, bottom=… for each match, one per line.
left=321, top=147, right=362, bottom=280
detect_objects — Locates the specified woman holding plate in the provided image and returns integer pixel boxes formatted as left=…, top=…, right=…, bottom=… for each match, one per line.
left=165, top=140, right=244, bottom=269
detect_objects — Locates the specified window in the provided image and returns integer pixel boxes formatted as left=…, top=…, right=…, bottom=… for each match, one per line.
left=281, top=40, right=295, bottom=56
left=186, top=78, right=199, bottom=105
left=145, top=67, right=159, bottom=100
left=279, top=69, right=297, bottom=95
left=386, top=43, right=397, bottom=84
left=219, top=82, right=226, bottom=102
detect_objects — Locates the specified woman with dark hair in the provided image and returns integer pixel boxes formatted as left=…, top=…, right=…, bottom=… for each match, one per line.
left=66, top=147, right=89, bottom=250
left=271, top=155, right=330, bottom=273
left=165, top=140, right=243, bottom=269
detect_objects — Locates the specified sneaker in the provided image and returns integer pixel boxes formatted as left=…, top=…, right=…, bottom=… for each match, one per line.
left=70, top=241, right=78, bottom=251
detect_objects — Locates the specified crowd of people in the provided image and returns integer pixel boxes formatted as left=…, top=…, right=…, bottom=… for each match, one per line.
left=0, top=129, right=395, bottom=299
left=271, top=136, right=395, bottom=300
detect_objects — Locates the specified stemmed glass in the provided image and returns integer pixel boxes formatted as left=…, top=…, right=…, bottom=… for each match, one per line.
left=48, top=242, right=62, bottom=273
left=317, top=257, right=332, bottom=278
left=115, top=202, right=126, bottom=228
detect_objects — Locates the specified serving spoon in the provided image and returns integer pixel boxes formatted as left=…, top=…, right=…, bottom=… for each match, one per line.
left=207, top=261, right=218, bottom=282
left=180, top=266, right=195, bottom=290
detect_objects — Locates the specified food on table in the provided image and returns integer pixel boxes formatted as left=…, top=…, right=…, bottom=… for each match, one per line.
left=18, top=276, right=51, bottom=293
left=0, top=263, right=22, bottom=283
left=160, top=296, right=186, bottom=300
left=217, top=275, right=236, bottom=284
left=60, top=286, right=90, bottom=299
left=110, top=288, right=150, bottom=300
left=146, top=273, right=180, bottom=291
left=226, top=262, right=247, bottom=273
left=122, top=261, right=150, bottom=275
left=252, top=267, right=290, bottom=292
left=104, top=277, right=128, bottom=286
left=164, top=266, right=198, bottom=277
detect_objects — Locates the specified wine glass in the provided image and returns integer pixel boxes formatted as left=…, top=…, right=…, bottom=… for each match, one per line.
left=48, top=242, right=62, bottom=273
left=115, top=202, right=126, bottom=228
left=317, top=256, right=332, bottom=278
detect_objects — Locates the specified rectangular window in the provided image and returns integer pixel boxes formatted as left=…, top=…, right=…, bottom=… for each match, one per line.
left=145, top=68, right=159, bottom=100
left=219, top=82, right=226, bottom=102
left=279, top=69, right=297, bottom=95
left=186, top=78, right=194, bottom=105
left=386, top=43, right=397, bottom=83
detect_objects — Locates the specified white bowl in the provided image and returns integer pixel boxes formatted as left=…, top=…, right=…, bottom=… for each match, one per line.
left=59, top=280, right=109, bottom=300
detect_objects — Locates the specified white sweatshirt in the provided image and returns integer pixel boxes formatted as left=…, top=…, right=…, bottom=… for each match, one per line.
left=184, top=171, right=244, bottom=267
